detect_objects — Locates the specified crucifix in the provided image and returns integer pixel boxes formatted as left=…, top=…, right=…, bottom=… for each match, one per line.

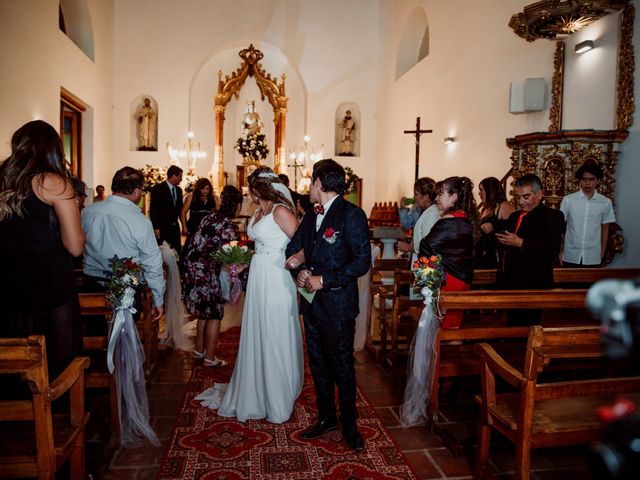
left=404, top=117, right=432, bottom=181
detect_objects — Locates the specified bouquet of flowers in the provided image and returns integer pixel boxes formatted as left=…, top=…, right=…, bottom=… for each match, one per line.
left=234, top=133, right=269, bottom=161
left=344, top=166, right=360, bottom=194
left=140, top=164, right=166, bottom=191
left=412, top=255, right=445, bottom=295
left=105, top=256, right=145, bottom=310
left=214, top=240, right=253, bottom=303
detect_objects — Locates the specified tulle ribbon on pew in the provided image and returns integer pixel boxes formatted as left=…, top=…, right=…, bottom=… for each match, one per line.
left=107, top=288, right=160, bottom=447
left=400, top=287, right=440, bottom=427
left=159, top=242, right=193, bottom=351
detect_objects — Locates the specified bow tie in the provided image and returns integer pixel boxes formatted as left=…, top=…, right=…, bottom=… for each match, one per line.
left=313, top=204, right=325, bottom=215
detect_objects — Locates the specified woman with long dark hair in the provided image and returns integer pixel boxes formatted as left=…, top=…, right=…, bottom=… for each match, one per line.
left=475, top=177, right=514, bottom=268
left=180, top=177, right=216, bottom=239
left=0, top=120, right=85, bottom=376
left=419, top=176, right=478, bottom=329
left=182, top=185, right=244, bottom=367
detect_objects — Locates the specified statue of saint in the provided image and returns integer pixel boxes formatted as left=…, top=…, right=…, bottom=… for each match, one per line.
left=136, top=98, right=157, bottom=151
left=241, top=100, right=263, bottom=136
left=338, top=110, right=356, bottom=156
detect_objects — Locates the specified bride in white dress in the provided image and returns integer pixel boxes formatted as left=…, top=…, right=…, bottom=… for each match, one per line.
left=196, top=168, right=303, bottom=424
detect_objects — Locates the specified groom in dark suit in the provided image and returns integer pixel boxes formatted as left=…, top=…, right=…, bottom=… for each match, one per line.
left=285, top=159, right=371, bottom=451
left=150, top=165, right=183, bottom=254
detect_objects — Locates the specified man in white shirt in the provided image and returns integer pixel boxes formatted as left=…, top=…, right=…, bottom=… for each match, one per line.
left=82, top=167, right=165, bottom=319
left=560, top=164, right=615, bottom=267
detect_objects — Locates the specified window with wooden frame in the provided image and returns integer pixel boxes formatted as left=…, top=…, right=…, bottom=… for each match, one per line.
left=60, top=88, right=86, bottom=178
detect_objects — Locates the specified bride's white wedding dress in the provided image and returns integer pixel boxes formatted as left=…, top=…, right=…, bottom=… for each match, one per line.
left=196, top=206, right=303, bottom=423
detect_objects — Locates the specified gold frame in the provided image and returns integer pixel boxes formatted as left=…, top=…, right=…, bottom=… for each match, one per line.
left=212, top=45, right=288, bottom=192
left=547, top=3, right=635, bottom=132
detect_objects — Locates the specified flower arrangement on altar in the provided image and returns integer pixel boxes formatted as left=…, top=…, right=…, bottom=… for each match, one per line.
left=105, top=256, right=145, bottom=309
left=344, top=166, right=360, bottom=194
left=140, top=164, right=166, bottom=192
left=214, top=240, right=253, bottom=303
left=234, top=133, right=269, bottom=161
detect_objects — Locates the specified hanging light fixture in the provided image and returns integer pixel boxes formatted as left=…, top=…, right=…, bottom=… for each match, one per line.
left=167, top=131, right=207, bottom=170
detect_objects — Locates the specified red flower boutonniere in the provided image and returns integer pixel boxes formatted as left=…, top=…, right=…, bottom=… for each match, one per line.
left=323, top=227, right=339, bottom=244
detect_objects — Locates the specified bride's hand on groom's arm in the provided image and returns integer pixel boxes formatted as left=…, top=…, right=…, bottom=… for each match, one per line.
left=285, top=249, right=305, bottom=270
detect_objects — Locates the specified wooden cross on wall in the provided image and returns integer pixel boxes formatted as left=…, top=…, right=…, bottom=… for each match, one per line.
left=404, top=117, right=432, bottom=181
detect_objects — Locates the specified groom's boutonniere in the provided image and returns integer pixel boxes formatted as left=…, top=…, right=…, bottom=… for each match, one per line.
left=323, top=227, right=339, bottom=244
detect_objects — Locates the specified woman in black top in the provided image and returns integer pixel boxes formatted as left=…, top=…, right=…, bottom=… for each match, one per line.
left=475, top=177, right=514, bottom=268
left=0, top=120, right=85, bottom=377
left=419, top=176, right=478, bottom=328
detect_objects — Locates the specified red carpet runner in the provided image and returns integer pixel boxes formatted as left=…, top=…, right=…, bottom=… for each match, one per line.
left=158, top=327, right=418, bottom=479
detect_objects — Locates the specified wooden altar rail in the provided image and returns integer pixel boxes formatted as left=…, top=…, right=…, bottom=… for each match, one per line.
left=368, top=202, right=400, bottom=229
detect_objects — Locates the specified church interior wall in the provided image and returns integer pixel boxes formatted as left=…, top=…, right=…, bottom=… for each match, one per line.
left=0, top=0, right=115, bottom=194
left=113, top=0, right=380, bottom=210
left=0, top=0, right=637, bottom=265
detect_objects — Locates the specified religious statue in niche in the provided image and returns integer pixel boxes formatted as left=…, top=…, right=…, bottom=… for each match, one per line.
left=337, top=110, right=356, bottom=156
left=241, top=100, right=264, bottom=136
left=135, top=98, right=157, bottom=151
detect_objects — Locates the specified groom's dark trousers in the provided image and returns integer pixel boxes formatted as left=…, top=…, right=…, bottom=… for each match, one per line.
left=286, top=196, right=371, bottom=427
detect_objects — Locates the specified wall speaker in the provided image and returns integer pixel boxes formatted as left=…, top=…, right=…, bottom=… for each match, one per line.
left=509, top=77, right=546, bottom=113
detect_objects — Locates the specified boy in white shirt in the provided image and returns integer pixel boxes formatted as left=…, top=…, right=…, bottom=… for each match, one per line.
left=560, top=164, right=615, bottom=266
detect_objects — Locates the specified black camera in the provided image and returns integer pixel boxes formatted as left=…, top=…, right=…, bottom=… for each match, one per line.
left=586, top=278, right=640, bottom=480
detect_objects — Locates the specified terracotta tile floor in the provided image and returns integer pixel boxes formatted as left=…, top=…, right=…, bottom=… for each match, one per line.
left=90, top=340, right=593, bottom=480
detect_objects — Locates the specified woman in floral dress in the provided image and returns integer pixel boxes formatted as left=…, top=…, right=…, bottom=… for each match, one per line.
left=181, top=185, right=243, bottom=366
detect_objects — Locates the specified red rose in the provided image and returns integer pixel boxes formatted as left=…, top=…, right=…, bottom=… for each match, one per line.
left=324, top=227, right=335, bottom=238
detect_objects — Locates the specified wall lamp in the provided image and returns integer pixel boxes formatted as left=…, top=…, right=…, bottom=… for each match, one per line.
left=575, top=40, right=594, bottom=54
left=444, top=136, right=456, bottom=144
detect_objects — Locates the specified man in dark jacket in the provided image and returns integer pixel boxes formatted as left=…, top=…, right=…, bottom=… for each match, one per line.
left=150, top=165, right=183, bottom=254
left=496, top=174, right=565, bottom=325
left=285, top=159, right=371, bottom=451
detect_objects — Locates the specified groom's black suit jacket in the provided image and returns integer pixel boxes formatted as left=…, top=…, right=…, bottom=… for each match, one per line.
left=150, top=181, right=183, bottom=252
left=286, top=196, right=371, bottom=319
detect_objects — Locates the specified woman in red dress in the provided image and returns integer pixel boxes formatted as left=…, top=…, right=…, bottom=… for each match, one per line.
left=419, top=176, right=478, bottom=329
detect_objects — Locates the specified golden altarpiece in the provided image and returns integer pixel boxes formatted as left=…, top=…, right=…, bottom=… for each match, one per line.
left=506, top=0, right=635, bottom=262
left=211, top=45, right=288, bottom=192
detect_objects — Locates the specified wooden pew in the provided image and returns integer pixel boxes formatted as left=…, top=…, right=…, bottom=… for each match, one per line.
left=471, top=267, right=640, bottom=288
left=0, top=336, right=90, bottom=480
left=369, top=258, right=409, bottom=360
left=429, top=290, right=591, bottom=417
left=474, top=326, right=640, bottom=480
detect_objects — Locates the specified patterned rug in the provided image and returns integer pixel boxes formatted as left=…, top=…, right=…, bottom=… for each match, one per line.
left=158, top=327, right=418, bottom=479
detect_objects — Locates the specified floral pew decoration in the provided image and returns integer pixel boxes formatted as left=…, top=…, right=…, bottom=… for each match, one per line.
left=105, top=256, right=160, bottom=447
left=400, top=255, right=445, bottom=427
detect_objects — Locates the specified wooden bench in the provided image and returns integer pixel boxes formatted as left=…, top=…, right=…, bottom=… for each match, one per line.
left=0, top=336, right=90, bottom=480
left=368, top=258, right=409, bottom=359
left=471, top=267, right=640, bottom=288
left=474, top=325, right=640, bottom=480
